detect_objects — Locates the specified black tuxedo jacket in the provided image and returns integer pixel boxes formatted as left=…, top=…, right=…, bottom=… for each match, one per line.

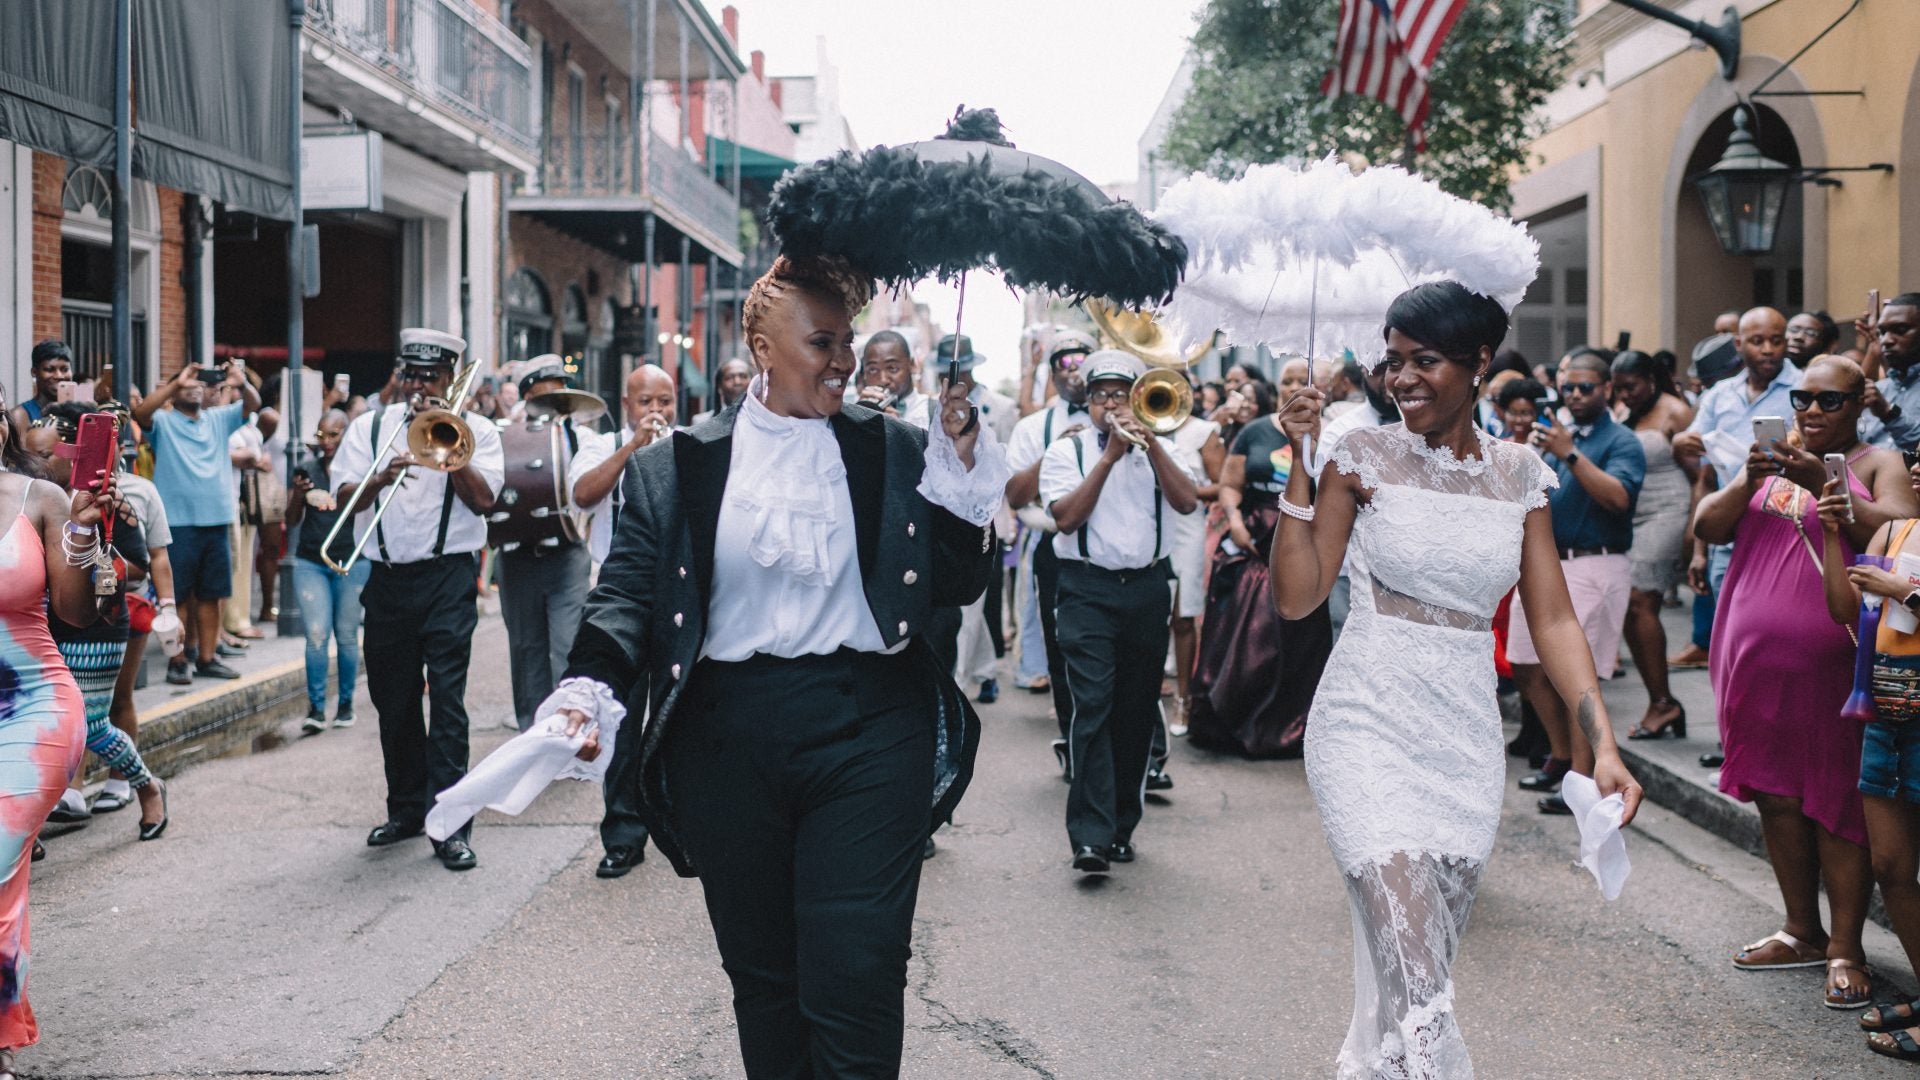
left=565, top=402, right=994, bottom=875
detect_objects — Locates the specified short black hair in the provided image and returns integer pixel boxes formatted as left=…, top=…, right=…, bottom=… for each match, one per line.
left=1382, top=281, right=1510, bottom=359
left=862, top=329, right=910, bottom=356
left=1496, top=377, right=1546, bottom=410
left=1793, top=310, right=1841, bottom=351
left=1561, top=346, right=1615, bottom=378
left=1338, top=357, right=1367, bottom=386
left=1490, top=348, right=1531, bottom=378
left=1886, top=293, right=1920, bottom=312
left=1226, top=360, right=1265, bottom=383
left=31, top=340, right=72, bottom=370
left=1243, top=379, right=1278, bottom=417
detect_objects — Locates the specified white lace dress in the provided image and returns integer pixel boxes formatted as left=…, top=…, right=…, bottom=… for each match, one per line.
left=1304, top=424, right=1556, bottom=1080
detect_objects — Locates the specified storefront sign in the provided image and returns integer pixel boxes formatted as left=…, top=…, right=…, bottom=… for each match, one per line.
left=302, top=132, right=383, bottom=212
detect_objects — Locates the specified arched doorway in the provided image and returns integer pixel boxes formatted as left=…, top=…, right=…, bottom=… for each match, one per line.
left=59, top=164, right=160, bottom=389
left=504, top=268, right=552, bottom=366
left=1672, top=103, right=1806, bottom=351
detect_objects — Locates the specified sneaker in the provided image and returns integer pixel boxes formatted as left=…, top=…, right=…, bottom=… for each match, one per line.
left=47, top=788, right=91, bottom=824
left=165, top=659, right=193, bottom=686
left=92, top=782, right=134, bottom=813
left=195, top=659, right=241, bottom=680
left=215, top=641, right=247, bottom=658
left=332, top=707, right=356, bottom=729
left=301, top=707, right=328, bottom=735
left=1051, top=738, right=1071, bottom=781
left=977, top=678, right=999, bottom=705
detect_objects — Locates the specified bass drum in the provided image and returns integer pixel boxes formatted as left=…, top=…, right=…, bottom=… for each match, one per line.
left=487, top=414, right=589, bottom=550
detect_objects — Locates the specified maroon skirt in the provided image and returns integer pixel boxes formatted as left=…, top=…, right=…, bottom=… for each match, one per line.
left=1186, top=503, right=1333, bottom=759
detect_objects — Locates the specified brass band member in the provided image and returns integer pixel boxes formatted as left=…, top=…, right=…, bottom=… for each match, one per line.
left=333, top=330, right=504, bottom=872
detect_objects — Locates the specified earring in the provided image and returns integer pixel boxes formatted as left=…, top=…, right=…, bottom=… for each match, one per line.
left=1473, top=376, right=1483, bottom=387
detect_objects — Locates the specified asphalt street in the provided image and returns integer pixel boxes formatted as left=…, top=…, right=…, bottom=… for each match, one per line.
left=24, top=615, right=1919, bottom=1079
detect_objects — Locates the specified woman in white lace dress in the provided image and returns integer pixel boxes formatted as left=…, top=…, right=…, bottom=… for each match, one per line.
left=1271, top=282, right=1643, bottom=1078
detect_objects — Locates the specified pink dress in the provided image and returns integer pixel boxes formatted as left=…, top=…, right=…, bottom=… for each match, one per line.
left=0, top=505, right=87, bottom=1050
left=1709, top=472, right=1869, bottom=846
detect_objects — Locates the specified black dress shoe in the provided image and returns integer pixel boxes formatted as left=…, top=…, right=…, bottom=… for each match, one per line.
left=367, top=820, right=424, bottom=847
left=1145, top=765, right=1174, bottom=792
left=1700, top=749, right=1725, bottom=768
left=1052, top=739, right=1071, bottom=782
left=1071, top=845, right=1109, bottom=874
left=195, top=659, right=241, bottom=680
left=596, top=845, right=643, bottom=879
left=922, top=836, right=937, bottom=860
left=977, top=678, right=999, bottom=704
left=1108, top=842, right=1135, bottom=863
left=1537, top=794, right=1572, bottom=816
left=1518, top=758, right=1571, bottom=792
left=433, top=837, right=477, bottom=871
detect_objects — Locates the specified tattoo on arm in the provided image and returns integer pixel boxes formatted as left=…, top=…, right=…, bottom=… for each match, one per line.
left=1575, top=688, right=1604, bottom=747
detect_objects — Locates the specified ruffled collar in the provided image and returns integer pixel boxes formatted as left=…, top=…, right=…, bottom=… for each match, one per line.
left=1387, top=422, right=1493, bottom=476
left=727, top=375, right=846, bottom=587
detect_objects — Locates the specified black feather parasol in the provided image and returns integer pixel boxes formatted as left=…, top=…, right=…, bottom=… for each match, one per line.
left=767, top=108, right=1186, bottom=309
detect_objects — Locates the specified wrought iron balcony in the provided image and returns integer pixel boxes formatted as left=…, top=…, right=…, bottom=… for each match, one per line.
left=523, top=132, right=740, bottom=265
left=306, top=0, right=536, bottom=170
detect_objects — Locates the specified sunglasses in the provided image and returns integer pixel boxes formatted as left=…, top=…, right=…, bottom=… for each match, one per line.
left=1557, top=381, right=1603, bottom=397
left=1789, top=389, right=1861, bottom=412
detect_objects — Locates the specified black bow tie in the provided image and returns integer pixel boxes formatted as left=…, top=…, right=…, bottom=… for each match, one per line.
left=1067, top=402, right=1089, bottom=416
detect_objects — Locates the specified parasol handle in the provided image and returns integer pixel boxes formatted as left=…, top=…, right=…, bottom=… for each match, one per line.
left=946, top=271, right=979, bottom=436
left=1299, top=252, right=1320, bottom=488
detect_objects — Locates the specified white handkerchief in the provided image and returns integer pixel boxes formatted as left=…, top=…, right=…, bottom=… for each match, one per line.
left=1560, top=771, right=1631, bottom=901
left=1701, top=429, right=1749, bottom=482
left=424, top=678, right=626, bottom=841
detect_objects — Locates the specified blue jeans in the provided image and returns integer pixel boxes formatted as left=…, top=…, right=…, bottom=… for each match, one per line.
left=292, top=556, right=370, bottom=711
left=1690, top=543, right=1734, bottom=651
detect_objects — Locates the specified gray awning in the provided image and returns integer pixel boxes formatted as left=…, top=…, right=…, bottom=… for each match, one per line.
left=0, top=0, right=293, bottom=220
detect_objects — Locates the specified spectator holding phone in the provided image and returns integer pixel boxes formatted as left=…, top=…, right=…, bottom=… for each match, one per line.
left=285, top=409, right=366, bottom=733
left=1858, top=294, right=1920, bottom=453
left=101, top=408, right=178, bottom=816
left=132, top=361, right=260, bottom=681
left=9, top=340, right=74, bottom=431
left=1693, top=354, right=1915, bottom=1008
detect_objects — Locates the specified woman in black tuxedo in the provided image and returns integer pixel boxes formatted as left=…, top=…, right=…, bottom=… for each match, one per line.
left=554, top=254, right=1005, bottom=1078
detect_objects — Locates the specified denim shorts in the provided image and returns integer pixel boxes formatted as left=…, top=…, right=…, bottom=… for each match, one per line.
left=170, top=523, right=233, bottom=600
left=1860, top=720, right=1920, bottom=804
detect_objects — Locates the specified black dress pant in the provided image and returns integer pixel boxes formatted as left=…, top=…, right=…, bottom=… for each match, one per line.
left=363, top=554, right=478, bottom=840
left=498, top=541, right=590, bottom=729
left=1032, top=540, right=1074, bottom=737
left=1057, top=559, right=1172, bottom=853
left=598, top=707, right=650, bottom=854
left=926, top=605, right=961, bottom=684
left=667, top=649, right=934, bottom=1080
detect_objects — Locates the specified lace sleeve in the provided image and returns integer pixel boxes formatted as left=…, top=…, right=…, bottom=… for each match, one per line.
left=918, top=415, right=1011, bottom=528
left=1329, top=428, right=1385, bottom=493
left=1514, top=444, right=1559, bottom=511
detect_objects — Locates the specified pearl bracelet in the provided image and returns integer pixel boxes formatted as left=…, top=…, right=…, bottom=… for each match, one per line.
left=1277, top=495, right=1316, bottom=522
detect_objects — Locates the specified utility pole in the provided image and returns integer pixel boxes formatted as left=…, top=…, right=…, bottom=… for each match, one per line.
left=286, top=0, right=307, bottom=479
left=111, top=0, right=132, bottom=411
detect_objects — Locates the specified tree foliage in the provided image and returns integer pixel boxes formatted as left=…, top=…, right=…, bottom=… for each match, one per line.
left=1161, top=0, right=1573, bottom=211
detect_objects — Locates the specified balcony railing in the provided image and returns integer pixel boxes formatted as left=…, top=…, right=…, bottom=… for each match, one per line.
left=538, top=133, right=737, bottom=251
left=309, top=0, right=535, bottom=155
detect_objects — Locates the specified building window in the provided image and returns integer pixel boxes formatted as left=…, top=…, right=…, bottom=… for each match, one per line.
left=60, top=164, right=156, bottom=388
left=504, top=267, right=552, bottom=365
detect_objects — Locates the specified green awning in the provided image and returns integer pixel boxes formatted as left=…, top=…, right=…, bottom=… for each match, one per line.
left=705, top=136, right=798, bottom=183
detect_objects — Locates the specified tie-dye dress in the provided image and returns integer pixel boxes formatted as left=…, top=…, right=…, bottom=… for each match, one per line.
left=0, top=503, right=87, bottom=1050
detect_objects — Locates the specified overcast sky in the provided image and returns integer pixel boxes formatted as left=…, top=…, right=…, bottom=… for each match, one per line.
left=703, top=0, right=1209, bottom=391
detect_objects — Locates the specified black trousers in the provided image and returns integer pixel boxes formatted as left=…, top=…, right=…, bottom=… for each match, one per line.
left=1057, top=559, right=1172, bottom=853
left=599, top=706, right=650, bottom=854
left=363, top=554, right=478, bottom=840
left=926, top=605, right=961, bottom=684
left=498, top=541, right=590, bottom=729
left=1032, top=541, right=1074, bottom=737
left=667, top=649, right=933, bottom=1080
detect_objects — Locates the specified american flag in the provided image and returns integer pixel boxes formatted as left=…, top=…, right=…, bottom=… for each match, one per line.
left=1320, top=0, right=1468, bottom=149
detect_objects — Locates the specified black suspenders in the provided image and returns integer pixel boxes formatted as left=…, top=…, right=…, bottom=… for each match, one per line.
left=368, top=408, right=457, bottom=564
left=1070, top=435, right=1161, bottom=563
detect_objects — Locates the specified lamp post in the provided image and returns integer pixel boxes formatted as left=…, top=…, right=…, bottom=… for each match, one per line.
left=1692, top=107, right=1792, bottom=256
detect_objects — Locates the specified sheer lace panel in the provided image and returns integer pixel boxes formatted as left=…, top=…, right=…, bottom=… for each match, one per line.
left=1333, top=424, right=1556, bottom=627
left=1338, top=852, right=1483, bottom=1080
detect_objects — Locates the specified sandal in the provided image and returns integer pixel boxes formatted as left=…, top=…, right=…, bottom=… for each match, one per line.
left=1733, top=930, right=1827, bottom=970
left=1863, top=997, right=1920, bottom=1032
left=1828, top=959, right=1874, bottom=1010
left=1868, top=1025, right=1920, bottom=1062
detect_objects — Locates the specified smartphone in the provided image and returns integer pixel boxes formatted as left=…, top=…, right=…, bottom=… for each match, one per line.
left=333, top=372, right=351, bottom=395
left=1752, top=415, right=1789, bottom=452
left=196, top=363, right=226, bottom=385
left=1824, top=453, right=1855, bottom=523
left=1871, top=288, right=1883, bottom=324
left=68, top=412, right=118, bottom=492
left=54, top=380, right=77, bottom=403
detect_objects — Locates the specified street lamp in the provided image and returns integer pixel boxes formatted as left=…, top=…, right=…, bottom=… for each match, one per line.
left=1692, top=107, right=1792, bottom=256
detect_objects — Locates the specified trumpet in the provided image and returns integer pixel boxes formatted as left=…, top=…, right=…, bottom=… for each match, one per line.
left=1110, top=368, right=1194, bottom=450
left=321, top=358, right=482, bottom=574
left=642, top=415, right=671, bottom=441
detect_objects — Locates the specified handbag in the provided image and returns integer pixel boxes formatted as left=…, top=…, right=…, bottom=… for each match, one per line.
left=1871, top=519, right=1920, bottom=723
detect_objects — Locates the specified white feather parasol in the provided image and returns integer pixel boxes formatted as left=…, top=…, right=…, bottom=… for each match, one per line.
left=1153, top=156, right=1540, bottom=366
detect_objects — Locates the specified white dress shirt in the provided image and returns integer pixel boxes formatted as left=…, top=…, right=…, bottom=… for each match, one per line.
left=568, top=425, right=633, bottom=565
left=1166, top=415, right=1218, bottom=551
left=896, top=390, right=934, bottom=431
left=1039, top=427, right=1193, bottom=571
left=702, top=378, right=1008, bottom=662
left=1008, top=399, right=1091, bottom=473
left=330, top=401, right=505, bottom=563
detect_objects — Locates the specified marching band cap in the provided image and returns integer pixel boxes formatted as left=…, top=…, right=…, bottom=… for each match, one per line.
left=1047, top=329, right=1098, bottom=364
left=517, top=354, right=572, bottom=396
left=935, top=333, right=985, bottom=374
left=399, top=328, right=465, bottom=368
left=1082, top=349, right=1146, bottom=385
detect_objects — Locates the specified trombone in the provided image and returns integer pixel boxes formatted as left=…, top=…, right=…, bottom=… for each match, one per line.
left=321, top=358, right=482, bottom=574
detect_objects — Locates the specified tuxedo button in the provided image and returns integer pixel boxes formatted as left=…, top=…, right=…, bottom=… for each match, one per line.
left=673, top=612, right=684, bottom=627
left=903, top=570, right=918, bottom=585
left=907, top=522, right=916, bottom=537
left=678, top=566, right=688, bottom=579
left=897, top=621, right=909, bottom=636
left=670, top=663, right=682, bottom=680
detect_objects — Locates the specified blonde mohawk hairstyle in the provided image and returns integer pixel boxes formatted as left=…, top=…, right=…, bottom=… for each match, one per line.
left=741, top=254, right=874, bottom=341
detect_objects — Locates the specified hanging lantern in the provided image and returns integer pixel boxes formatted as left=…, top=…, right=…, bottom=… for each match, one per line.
left=1691, top=106, right=1795, bottom=256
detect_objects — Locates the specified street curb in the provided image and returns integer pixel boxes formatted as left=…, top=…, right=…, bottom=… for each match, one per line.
left=1617, top=743, right=1764, bottom=859
left=86, top=658, right=344, bottom=783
